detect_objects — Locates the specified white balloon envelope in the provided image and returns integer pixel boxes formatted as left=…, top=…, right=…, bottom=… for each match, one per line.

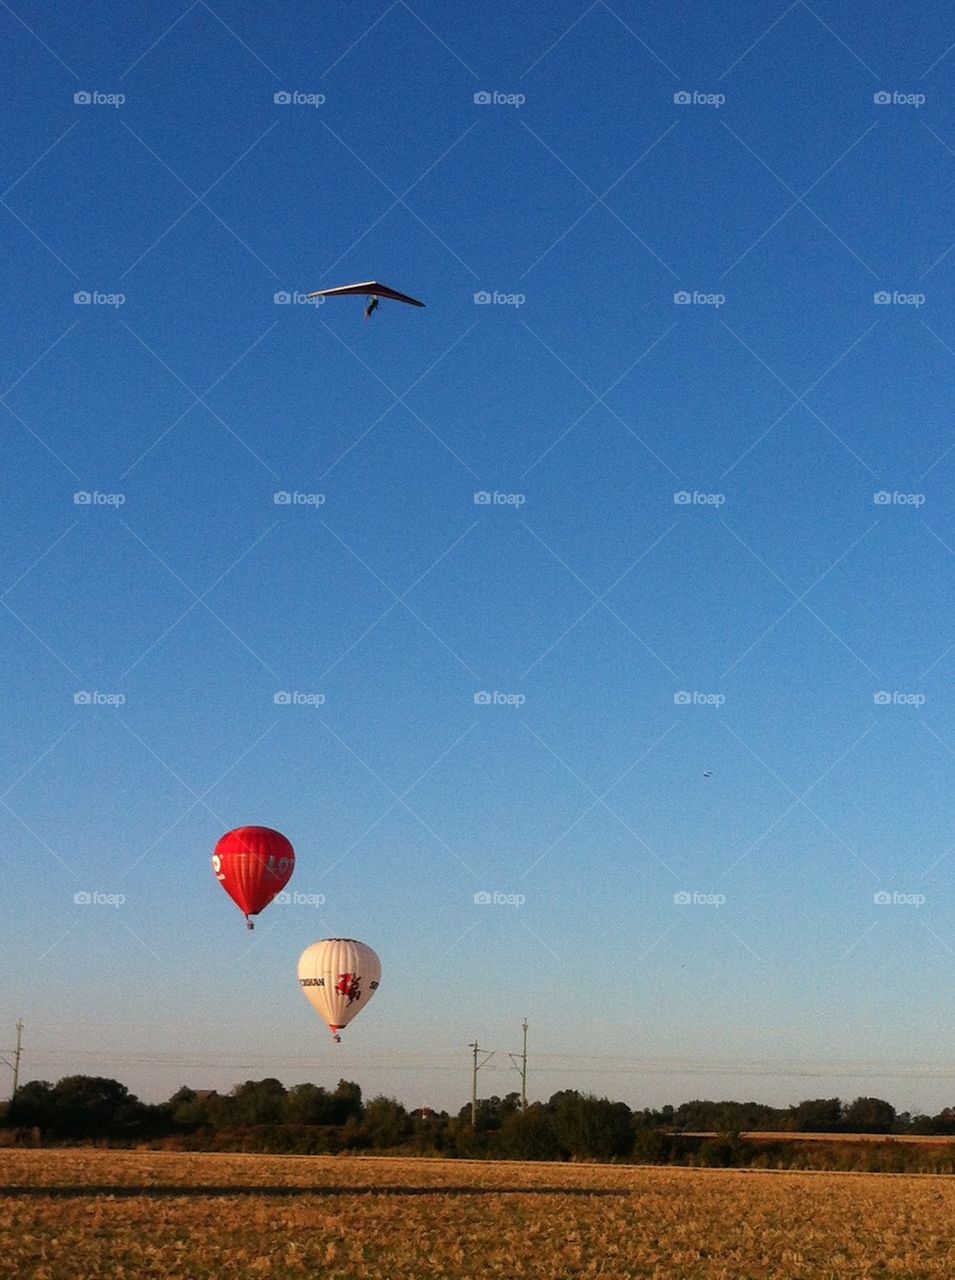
left=298, top=938, right=381, bottom=1043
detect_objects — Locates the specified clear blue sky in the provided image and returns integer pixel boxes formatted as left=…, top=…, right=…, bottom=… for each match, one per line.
left=4, top=0, right=955, bottom=1115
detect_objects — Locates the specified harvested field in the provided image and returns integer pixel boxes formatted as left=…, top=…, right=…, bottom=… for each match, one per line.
left=2, top=1149, right=955, bottom=1277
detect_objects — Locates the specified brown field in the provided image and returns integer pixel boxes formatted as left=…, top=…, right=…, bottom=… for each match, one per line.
left=3, top=1149, right=955, bottom=1278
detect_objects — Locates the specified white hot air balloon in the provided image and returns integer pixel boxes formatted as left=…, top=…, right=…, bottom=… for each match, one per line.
left=298, top=938, right=381, bottom=1043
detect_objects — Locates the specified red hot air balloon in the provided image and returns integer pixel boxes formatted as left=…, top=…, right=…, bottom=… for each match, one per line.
left=212, top=826, right=295, bottom=928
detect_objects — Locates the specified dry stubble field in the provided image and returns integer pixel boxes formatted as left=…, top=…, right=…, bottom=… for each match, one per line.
left=3, top=1148, right=955, bottom=1278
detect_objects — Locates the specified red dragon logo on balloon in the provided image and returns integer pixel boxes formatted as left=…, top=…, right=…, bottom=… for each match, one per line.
left=336, top=973, right=361, bottom=1004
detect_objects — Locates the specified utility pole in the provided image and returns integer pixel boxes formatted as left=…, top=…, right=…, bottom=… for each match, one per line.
left=468, top=1041, right=496, bottom=1127
left=520, top=1018, right=528, bottom=1111
left=507, top=1018, right=528, bottom=1112
left=470, top=1041, right=477, bottom=1126
left=1, top=1020, right=23, bottom=1100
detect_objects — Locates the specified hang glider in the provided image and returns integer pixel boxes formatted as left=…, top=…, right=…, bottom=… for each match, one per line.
left=306, top=281, right=425, bottom=320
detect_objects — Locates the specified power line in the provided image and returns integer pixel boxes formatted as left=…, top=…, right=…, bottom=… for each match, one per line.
left=16, top=1043, right=955, bottom=1084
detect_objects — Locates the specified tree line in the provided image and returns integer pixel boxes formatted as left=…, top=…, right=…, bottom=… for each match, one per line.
left=6, top=1076, right=955, bottom=1171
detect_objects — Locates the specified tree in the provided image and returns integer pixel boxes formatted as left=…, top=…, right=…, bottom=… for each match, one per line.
left=230, top=1079, right=287, bottom=1127
left=673, top=1100, right=722, bottom=1130
left=671, top=1099, right=786, bottom=1132
left=284, top=1083, right=338, bottom=1126
left=7, top=1080, right=56, bottom=1130
left=631, top=1127, right=672, bottom=1163
left=361, top=1096, right=412, bottom=1149
left=791, top=1098, right=843, bottom=1132
left=498, top=1105, right=561, bottom=1160
left=166, top=1087, right=223, bottom=1131
left=697, top=1132, right=746, bottom=1168
left=547, top=1091, right=633, bottom=1160
left=331, top=1079, right=363, bottom=1124
left=908, top=1113, right=938, bottom=1135
left=458, top=1092, right=523, bottom=1133
left=842, top=1097, right=896, bottom=1134
left=52, top=1076, right=140, bottom=1138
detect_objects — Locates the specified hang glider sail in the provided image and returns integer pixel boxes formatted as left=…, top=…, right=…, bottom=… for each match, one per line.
left=306, top=280, right=425, bottom=320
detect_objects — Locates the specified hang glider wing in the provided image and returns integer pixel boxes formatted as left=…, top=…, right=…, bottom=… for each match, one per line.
left=306, top=281, right=425, bottom=307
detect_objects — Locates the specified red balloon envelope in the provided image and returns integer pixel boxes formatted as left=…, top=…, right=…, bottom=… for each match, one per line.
left=213, top=826, right=295, bottom=928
